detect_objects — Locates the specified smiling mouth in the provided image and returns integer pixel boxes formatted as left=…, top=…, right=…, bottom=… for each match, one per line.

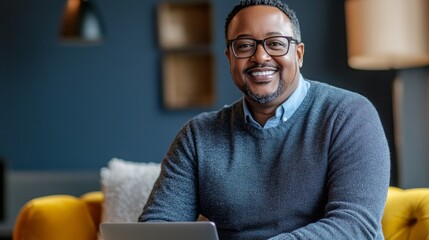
left=249, top=70, right=276, bottom=77
left=246, top=69, right=278, bottom=83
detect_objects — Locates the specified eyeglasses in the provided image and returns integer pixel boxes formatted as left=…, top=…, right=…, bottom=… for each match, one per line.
left=227, top=36, right=299, bottom=59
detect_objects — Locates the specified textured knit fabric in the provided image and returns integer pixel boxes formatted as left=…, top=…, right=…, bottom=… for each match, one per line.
left=139, top=80, right=391, bottom=240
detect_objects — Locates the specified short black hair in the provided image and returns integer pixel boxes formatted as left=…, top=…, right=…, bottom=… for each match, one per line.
left=225, top=0, right=301, bottom=46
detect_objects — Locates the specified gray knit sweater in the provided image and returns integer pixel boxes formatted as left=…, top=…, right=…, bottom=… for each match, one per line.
left=139, top=80, right=390, bottom=240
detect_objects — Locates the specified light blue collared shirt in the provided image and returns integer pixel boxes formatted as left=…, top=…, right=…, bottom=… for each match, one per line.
left=243, top=75, right=310, bottom=129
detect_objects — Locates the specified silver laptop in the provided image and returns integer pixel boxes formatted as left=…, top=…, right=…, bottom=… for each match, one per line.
left=99, top=222, right=219, bottom=240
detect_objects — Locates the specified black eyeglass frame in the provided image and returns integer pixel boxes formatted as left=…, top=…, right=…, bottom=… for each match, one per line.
left=227, top=36, right=300, bottom=59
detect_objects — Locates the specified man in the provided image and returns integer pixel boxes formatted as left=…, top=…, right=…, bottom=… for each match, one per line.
left=139, top=0, right=390, bottom=239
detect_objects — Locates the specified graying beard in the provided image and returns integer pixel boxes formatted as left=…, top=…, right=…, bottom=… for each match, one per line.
left=245, top=79, right=285, bottom=104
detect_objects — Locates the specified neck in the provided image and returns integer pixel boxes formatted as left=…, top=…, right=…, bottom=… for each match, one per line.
left=245, top=99, right=278, bottom=127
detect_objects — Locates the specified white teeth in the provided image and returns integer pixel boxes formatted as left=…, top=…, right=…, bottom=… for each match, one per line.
left=250, top=71, right=275, bottom=76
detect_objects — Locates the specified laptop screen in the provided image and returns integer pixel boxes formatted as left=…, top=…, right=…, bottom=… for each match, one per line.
left=100, top=221, right=219, bottom=240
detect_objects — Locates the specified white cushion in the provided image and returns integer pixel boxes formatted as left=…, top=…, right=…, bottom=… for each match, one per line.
left=100, top=158, right=161, bottom=223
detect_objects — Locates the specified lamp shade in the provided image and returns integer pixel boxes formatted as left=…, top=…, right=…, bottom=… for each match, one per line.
left=59, top=0, right=105, bottom=43
left=345, top=0, right=429, bottom=70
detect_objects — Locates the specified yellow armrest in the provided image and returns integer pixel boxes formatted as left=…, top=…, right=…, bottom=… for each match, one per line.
left=13, top=195, right=98, bottom=240
left=81, top=191, right=104, bottom=229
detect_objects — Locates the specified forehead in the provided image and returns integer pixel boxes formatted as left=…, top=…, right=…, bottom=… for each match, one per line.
left=228, top=5, right=293, bottom=38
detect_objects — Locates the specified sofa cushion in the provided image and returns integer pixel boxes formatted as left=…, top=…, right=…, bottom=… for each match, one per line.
left=100, top=158, right=161, bottom=223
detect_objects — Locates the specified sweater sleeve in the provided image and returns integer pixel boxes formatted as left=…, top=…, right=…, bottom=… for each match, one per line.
left=138, top=122, right=200, bottom=222
left=268, top=97, right=390, bottom=240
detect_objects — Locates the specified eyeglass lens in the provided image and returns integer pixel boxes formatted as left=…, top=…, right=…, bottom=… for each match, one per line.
left=231, top=36, right=291, bottom=58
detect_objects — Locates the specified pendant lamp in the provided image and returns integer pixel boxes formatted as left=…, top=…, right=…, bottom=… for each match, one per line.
left=59, top=0, right=105, bottom=43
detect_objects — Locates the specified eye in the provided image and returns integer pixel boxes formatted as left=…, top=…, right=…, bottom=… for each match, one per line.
left=234, top=40, right=255, bottom=52
left=238, top=43, right=253, bottom=49
left=266, top=40, right=286, bottom=49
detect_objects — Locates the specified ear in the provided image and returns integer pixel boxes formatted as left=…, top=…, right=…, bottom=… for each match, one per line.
left=225, top=48, right=232, bottom=65
left=296, top=42, right=305, bottom=68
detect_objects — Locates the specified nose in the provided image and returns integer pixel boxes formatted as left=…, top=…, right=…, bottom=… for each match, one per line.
left=250, top=43, right=271, bottom=63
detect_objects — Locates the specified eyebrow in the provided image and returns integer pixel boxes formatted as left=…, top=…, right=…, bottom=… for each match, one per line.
left=233, top=32, right=286, bottom=39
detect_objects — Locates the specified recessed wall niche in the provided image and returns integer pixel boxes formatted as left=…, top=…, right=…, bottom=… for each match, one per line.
left=157, top=1, right=215, bottom=109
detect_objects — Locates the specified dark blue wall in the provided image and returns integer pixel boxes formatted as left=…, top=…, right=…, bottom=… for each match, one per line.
left=0, top=0, right=396, bottom=178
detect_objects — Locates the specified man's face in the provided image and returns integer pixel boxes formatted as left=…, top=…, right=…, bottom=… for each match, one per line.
left=225, top=6, right=304, bottom=106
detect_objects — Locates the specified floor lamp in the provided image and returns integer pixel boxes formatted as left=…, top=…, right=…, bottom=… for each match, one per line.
left=345, top=0, right=429, bottom=187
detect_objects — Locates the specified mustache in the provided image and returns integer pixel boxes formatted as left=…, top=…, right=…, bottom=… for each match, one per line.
left=244, top=63, right=279, bottom=73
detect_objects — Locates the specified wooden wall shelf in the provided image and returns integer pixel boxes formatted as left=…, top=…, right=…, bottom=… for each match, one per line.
left=157, top=1, right=215, bottom=109
left=162, top=52, right=215, bottom=109
left=157, top=2, right=212, bottom=50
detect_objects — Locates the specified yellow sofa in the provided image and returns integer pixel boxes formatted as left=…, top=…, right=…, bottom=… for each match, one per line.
left=13, top=187, right=429, bottom=240
left=13, top=191, right=103, bottom=240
